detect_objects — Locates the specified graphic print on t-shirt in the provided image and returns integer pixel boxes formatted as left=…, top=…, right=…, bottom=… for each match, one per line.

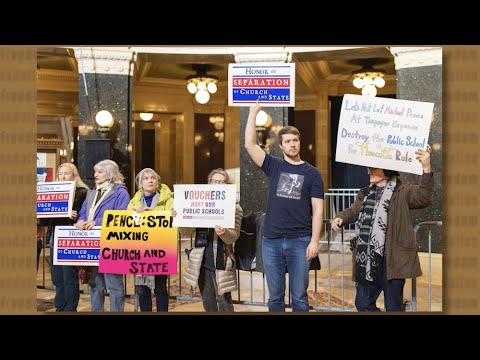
left=277, top=172, right=304, bottom=200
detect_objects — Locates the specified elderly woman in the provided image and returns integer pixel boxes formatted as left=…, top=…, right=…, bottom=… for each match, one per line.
left=75, top=159, right=130, bottom=312
left=172, top=168, right=243, bottom=312
left=128, top=168, right=174, bottom=312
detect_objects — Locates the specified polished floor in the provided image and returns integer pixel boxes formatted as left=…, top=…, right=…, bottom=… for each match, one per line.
left=37, top=241, right=442, bottom=313
left=36, top=245, right=269, bottom=313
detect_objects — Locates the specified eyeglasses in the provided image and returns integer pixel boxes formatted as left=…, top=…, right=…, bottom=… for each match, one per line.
left=211, top=179, right=226, bottom=184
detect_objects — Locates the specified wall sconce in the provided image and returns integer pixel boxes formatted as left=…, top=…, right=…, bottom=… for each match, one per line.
left=255, top=110, right=272, bottom=149
left=95, top=110, right=114, bottom=138
left=186, top=64, right=218, bottom=105
left=351, top=59, right=386, bottom=97
left=139, top=112, right=154, bottom=121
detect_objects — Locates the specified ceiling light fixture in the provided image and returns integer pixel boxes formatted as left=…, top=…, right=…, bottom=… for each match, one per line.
left=352, top=63, right=386, bottom=97
left=186, top=64, right=218, bottom=104
left=139, top=112, right=154, bottom=121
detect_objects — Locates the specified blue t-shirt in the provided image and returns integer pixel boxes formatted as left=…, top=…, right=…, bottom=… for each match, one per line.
left=261, top=153, right=324, bottom=238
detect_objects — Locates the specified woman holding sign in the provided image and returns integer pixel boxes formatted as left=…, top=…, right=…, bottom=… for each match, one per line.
left=75, top=159, right=130, bottom=312
left=39, top=162, right=89, bottom=312
left=331, top=149, right=433, bottom=312
left=127, top=168, right=174, bottom=312
left=172, top=168, right=243, bottom=312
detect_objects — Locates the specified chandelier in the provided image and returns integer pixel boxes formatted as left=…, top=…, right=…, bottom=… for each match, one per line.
left=186, top=64, right=218, bottom=104
left=351, top=61, right=386, bottom=97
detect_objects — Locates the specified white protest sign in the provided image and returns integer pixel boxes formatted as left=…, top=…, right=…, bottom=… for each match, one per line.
left=36, top=181, right=76, bottom=218
left=335, top=94, right=434, bottom=175
left=53, top=226, right=101, bottom=266
left=228, top=63, right=295, bottom=107
left=173, top=184, right=237, bottom=228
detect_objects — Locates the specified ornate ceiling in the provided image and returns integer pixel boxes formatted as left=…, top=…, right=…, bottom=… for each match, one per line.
left=37, top=46, right=396, bottom=139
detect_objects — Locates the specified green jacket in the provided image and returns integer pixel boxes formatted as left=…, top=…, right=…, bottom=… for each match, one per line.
left=127, top=183, right=174, bottom=211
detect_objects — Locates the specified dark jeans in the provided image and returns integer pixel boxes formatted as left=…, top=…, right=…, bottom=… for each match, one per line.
left=355, top=256, right=405, bottom=312
left=137, top=275, right=169, bottom=312
left=37, top=240, right=43, bottom=272
left=50, top=245, right=80, bottom=311
left=198, top=267, right=234, bottom=312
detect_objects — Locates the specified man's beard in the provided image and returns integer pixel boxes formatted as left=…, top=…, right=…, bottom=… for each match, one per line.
left=283, top=149, right=299, bottom=160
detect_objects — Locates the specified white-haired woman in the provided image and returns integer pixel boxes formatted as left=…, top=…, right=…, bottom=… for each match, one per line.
left=75, top=159, right=130, bottom=312
left=128, top=168, right=174, bottom=311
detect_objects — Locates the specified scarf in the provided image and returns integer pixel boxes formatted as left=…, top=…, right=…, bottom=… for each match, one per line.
left=197, top=228, right=226, bottom=270
left=353, top=178, right=396, bottom=284
left=213, top=229, right=226, bottom=270
left=87, top=182, right=113, bottom=221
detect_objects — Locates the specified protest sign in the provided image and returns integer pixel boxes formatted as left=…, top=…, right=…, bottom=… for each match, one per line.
left=173, top=184, right=237, bottom=228
left=98, top=210, right=177, bottom=275
left=37, top=181, right=75, bottom=218
left=336, top=94, right=434, bottom=175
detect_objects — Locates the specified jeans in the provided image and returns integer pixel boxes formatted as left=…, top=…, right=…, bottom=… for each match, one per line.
left=262, top=236, right=312, bottom=312
left=137, top=275, right=169, bottom=312
left=355, top=256, right=406, bottom=312
left=50, top=245, right=80, bottom=311
left=37, top=240, right=43, bottom=272
left=197, top=267, right=234, bottom=312
left=90, top=269, right=125, bottom=312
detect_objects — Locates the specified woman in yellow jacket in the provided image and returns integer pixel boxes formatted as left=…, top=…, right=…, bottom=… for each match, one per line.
left=128, top=168, right=173, bottom=312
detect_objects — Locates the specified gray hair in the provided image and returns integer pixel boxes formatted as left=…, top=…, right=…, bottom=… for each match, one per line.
left=207, top=168, right=231, bottom=184
left=135, top=168, right=161, bottom=189
left=93, top=159, right=125, bottom=185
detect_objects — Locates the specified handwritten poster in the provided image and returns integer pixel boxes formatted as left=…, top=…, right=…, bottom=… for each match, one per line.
left=53, top=226, right=101, bottom=266
left=98, top=210, right=177, bottom=275
left=172, top=184, right=237, bottom=228
left=228, top=63, right=295, bottom=107
left=336, top=94, right=434, bottom=175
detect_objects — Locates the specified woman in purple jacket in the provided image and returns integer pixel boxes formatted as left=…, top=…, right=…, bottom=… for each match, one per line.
left=75, top=159, right=130, bottom=312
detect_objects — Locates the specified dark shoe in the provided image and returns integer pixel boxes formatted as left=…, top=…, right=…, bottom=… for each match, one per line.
left=56, top=308, right=64, bottom=312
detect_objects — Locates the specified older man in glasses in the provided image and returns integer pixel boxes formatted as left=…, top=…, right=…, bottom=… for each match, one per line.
left=332, top=148, right=433, bottom=312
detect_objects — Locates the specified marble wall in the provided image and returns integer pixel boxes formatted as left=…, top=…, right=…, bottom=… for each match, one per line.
left=240, top=107, right=287, bottom=215
left=77, top=73, right=132, bottom=192
left=397, top=64, right=443, bottom=252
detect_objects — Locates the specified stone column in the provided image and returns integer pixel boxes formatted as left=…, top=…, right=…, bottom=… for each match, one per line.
left=390, top=47, right=443, bottom=252
left=236, top=50, right=291, bottom=215
left=74, top=48, right=136, bottom=192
